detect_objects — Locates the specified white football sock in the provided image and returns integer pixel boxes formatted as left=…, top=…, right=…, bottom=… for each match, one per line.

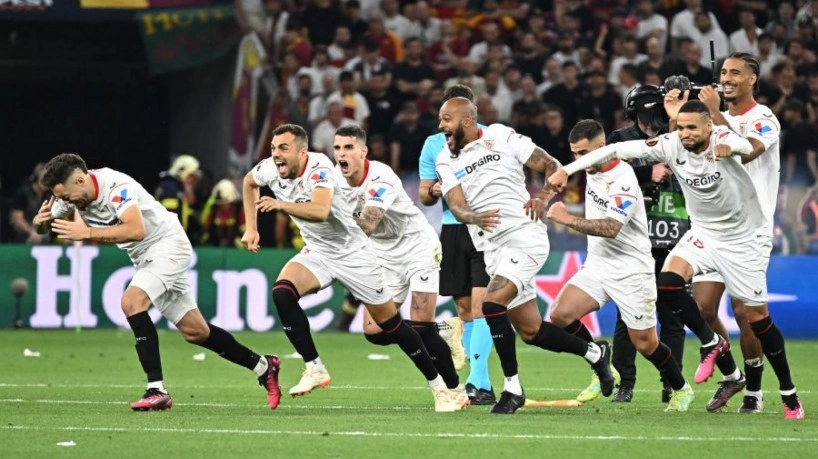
left=306, top=357, right=325, bottom=372
left=504, top=374, right=523, bottom=396
left=147, top=380, right=166, bottom=393
left=584, top=343, right=602, bottom=364
left=252, top=357, right=269, bottom=377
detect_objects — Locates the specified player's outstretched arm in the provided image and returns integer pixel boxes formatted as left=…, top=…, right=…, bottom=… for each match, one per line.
left=546, top=202, right=623, bottom=239
left=444, top=184, right=500, bottom=232
left=241, top=171, right=261, bottom=253
left=52, top=207, right=146, bottom=243
left=355, top=206, right=386, bottom=236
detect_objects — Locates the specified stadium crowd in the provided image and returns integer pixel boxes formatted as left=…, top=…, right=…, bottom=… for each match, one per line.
left=6, top=0, right=818, bottom=253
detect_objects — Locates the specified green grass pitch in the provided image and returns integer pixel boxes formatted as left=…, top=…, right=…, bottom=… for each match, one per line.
left=1, top=330, right=815, bottom=458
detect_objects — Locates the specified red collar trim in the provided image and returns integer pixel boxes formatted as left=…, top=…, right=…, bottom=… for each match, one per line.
left=738, top=101, right=758, bottom=116
left=599, top=159, right=620, bottom=173
left=357, top=159, right=371, bottom=187
left=89, top=171, right=100, bottom=201
left=477, top=128, right=483, bottom=139
left=297, top=155, right=309, bottom=178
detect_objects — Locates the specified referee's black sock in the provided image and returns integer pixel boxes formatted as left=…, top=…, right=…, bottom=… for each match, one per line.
left=657, top=272, right=716, bottom=345
left=564, top=320, right=593, bottom=342
left=273, top=280, right=319, bottom=362
left=412, top=321, right=459, bottom=389
left=483, top=302, right=519, bottom=377
left=644, top=343, right=686, bottom=391
left=524, top=320, right=589, bottom=357
left=197, top=323, right=261, bottom=371
left=750, top=316, right=795, bottom=391
left=126, top=311, right=164, bottom=383
left=378, top=313, right=439, bottom=381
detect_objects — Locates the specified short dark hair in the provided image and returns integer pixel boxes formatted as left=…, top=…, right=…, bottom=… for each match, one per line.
left=568, top=119, right=605, bottom=143
left=271, top=124, right=309, bottom=149
left=41, top=153, right=88, bottom=189
left=678, top=100, right=711, bottom=118
left=335, top=124, right=367, bottom=143
left=726, top=52, right=760, bottom=78
left=442, top=84, right=474, bottom=102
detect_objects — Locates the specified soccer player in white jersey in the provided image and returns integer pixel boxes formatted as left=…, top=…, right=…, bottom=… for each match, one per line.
left=435, top=97, right=616, bottom=414
left=549, top=100, right=805, bottom=419
left=241, top=124, right=467, bottom=412
left=331, top=125, right=463, bottom=393
left=34, top=153, right=282, bottom=411
left=547, top=120, right=695, bottom=411
left=692, top=53, right=779, bottom=413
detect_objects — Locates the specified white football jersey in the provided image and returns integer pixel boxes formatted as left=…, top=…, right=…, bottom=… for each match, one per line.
left=436, top=123, right=546, bottom=250
left=335, top=160, right=437, bottom=258
left=602, top=126, right=765, bottom=241
left=584, top=160, right=653, bottom=274
left=252, top=152, right=367, bottom=253
left=722, top=102, right=780, bottom=238
left=51, top=167, right=183, bottom=259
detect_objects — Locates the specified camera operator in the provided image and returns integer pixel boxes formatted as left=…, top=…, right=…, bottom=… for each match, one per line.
left=604, top=84, right=688, bottom=403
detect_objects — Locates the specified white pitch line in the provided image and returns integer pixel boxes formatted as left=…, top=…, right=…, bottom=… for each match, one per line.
left=1, top=424, right=816, bottom=443
left=0, top=382, right=812, bottom=394
left=0, top=398, right=419, bottom=410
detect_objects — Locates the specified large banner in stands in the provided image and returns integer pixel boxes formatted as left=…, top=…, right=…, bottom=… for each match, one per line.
left=1, top=245, right=817, bottom=338
left=136, top=3, right=242, bottom=74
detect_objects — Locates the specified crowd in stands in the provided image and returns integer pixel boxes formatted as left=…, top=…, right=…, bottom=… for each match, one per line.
left=7, top=0, right=818, bottom=253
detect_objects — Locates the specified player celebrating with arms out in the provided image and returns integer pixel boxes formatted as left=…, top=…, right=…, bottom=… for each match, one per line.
left=34, top=153, right=282, bottom=411
left=549, top=100, right=805, bottom=419
left=436, top=97, right=615, bottom=414
left=546, top=120, right=695, bottom=412
left=242, top=124, right=467, bottom=412
left=693, top=52, right=780, bottom=414
left=332, top=125, right=463, bottom=395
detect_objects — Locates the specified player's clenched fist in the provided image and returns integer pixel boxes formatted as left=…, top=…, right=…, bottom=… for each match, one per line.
left=546, top=201, right=571, bottom=225
left=241, top=229, right=260, bottom=253
left=714, top=143, right=732, bottom=160
left=547, top=169, right=568, bottom=192
left=256, top=196, right=282, bottom=212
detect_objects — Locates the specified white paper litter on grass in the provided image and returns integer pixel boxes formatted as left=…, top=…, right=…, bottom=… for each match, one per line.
left=23, top=348, right=40, bottom=358
left=284, top=352, right=302, bottom=359
left=56, top=441, right=76, bottom=447
left=192, top=353, right=206, bottom=361
left=367, top=353, right=390, bottom=361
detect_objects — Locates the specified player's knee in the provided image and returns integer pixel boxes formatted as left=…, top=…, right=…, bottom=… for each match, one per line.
left=120, top=293, right=147, bottom=317
left=548, top=303, right=572, bottom=328
left=272, top=280, right=300, bottom=309
left=518, top=322, right=542, bottom=344
left=364, top=332, right=394, bottom=346
left=631, top=332, right=658, bottom=355
left=656, top=272, right=686, bottom=299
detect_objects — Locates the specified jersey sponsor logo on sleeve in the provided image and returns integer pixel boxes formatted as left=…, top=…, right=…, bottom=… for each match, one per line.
left=614, top=196, right=632, bottom=210
left=717, top=131, right=730, bottom=141
left=753, top=122, right=774, bottom=134
left=111, top=189, right=132, bottom=209
left=646, top=137, right=659, bottom=147
left=368, top=187, right=387, bottom=202
left=310, top=170, right=329, bottom=183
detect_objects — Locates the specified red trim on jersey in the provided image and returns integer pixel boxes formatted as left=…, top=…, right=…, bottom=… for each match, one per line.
left=89, top=172, right=100, bottom=201
left=477, top=128, right=483, bottom=139
left=357, top=160, right=371, bottom=187
left=297, top=155, right=309, bottom=178
left=738, top=101, right=758, bottom=116
left=599, top=159, right=620, bottom=173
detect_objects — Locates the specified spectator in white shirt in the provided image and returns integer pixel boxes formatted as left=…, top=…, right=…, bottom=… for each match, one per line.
left=381, top=0, right=416, bottom=41
left=608, top=35, right=648, bottom=86
left=468, top=21, right=512, bottom=63
left=690, top=11, right=729, bottom=68
left=635, top=0, right=668, bottom=51
left=311, top=102, right=357, bottom=161
left=730, top=9, right=764, bottom=54
left=670, top=0, right=722, bottom=53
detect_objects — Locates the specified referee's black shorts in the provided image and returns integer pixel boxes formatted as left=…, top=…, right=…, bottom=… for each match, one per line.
left=439, top=224, right=490, bottom=298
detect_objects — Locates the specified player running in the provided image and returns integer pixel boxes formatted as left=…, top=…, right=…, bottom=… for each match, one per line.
left=35, top=153, right=282, bottom=411
left=693, top=52, right=778, bottom=413
left=547, top=120, right=694, bottom=412
left=332, top=124, right=462, bottom=393
left=549, top=100, right=805, bottom=419
left=242, top=124, right=467, bottom=412
left=436, top=97, right=615, bottom=414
